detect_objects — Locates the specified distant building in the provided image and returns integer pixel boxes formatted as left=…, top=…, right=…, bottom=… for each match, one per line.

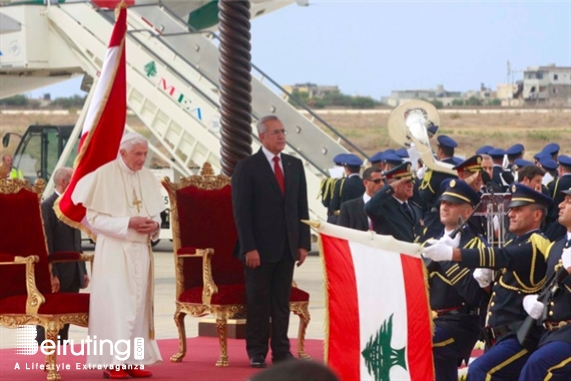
left=497, top=65, right=570, bottom=107
left=522, top=65, right=571, bottom=106
left=283, top=83, right=340, bottom=98
left=381, top=85, right=462, bottom=107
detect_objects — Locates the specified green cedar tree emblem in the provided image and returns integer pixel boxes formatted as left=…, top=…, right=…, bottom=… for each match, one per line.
left=144, top=61, right=157, bottom=78
left=361, top=314, right=407, bottom=381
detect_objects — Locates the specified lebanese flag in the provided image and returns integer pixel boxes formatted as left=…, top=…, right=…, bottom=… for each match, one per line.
left=317, top=222, right=434, bottom=381
left=55, top=5, right=127, bottom=232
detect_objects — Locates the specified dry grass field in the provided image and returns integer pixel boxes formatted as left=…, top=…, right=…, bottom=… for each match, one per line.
left=1, top=109, right=570, bottom=161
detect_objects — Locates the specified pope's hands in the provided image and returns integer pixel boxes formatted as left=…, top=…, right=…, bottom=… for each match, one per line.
left=473, top=268, right=493, bottom=288
left=523, top=294, right=545, bottom=320
left=422, top=242, right=453, bottom=262
left=562, top=247, right=571, bottom=270
left=129, top=216, right=159, bottom=234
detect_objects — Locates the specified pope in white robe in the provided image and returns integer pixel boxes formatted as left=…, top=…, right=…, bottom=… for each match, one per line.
left=73, top=132, right=164, bottom=371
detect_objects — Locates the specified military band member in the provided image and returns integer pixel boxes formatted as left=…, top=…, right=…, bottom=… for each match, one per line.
left=428, top=180, right=489, bottom=381
left=337, top=167, right=384, bottom=231
left=328, top=154, right=364, bottom=224
left=518, top=187, right=571, bottom=381
left=506, top=143, right=525, bottom=171
left=452, top=155, right=486, bottom=238
left=419, top=135, right=459, bottom=239
left=549, top=155, right=571, bottom=215
left=489, top=148, right=513, bottom=192
left=322, top=154, right=348, bottom=224
left=365, top=162, right=422, bottom=243
left=422, top=184, right=553, bottom=381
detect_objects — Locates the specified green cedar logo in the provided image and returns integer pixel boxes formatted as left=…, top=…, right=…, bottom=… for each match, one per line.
left=361, top=314, right=407, bottom=381
left=144, top=61, right=157, bottom=78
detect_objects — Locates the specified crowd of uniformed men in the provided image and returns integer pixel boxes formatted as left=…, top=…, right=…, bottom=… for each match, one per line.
left=320, top=132, right=571, bottom=381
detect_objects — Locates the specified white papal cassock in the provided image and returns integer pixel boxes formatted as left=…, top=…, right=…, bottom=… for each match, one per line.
left=73, top=156, right=164, bottom=367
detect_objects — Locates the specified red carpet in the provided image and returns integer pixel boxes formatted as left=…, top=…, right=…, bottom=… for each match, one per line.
left=0, top=337, right=324, bottom=381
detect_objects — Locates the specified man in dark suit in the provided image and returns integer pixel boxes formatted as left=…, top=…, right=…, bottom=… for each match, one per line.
left=338, top=167, right=384, bottom=231
left=365, top=162, right=422, bottom=243
left=37, top=167, right=88, bottom=344
left=232, top=115, right=311, bottom=368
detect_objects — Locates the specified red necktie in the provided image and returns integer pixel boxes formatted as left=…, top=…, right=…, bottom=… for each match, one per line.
left=273, top=156, right=285, bottom=193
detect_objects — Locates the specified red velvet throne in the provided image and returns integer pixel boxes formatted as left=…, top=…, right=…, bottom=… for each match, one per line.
left=162, top=163, right=311, bottom=367
left=0, top=179, right=92, bottom=381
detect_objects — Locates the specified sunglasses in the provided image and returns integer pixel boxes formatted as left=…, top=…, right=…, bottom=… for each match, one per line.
left=370, top=178, right=383, bottom=184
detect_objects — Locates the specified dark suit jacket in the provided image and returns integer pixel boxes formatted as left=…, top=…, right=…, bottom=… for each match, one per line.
left=41, top=192, right=86, bottom=291
left=365, top=184, right=422, bottom=243
left=232, top=149, right=311, bottom=263
left=338, top=197, right=369, bottom=232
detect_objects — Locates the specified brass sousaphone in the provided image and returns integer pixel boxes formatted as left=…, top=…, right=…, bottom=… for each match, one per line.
left=387, top=100, right=456, bottom=176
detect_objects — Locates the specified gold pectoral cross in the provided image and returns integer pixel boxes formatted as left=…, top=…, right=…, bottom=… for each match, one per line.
left=132, top=189, right=142, bottom=213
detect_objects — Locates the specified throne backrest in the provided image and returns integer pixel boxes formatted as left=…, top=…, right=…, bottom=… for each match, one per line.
left=163, top=163, right=244, bottom=290
left=0, top=179, right=51, bottom=299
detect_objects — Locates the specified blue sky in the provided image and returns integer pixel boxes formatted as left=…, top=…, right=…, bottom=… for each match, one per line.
left=28, top=0, right=571, bottom=100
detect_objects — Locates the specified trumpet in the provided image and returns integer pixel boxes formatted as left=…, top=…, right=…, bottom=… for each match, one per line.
left=387, top=100, right=456, bottom=176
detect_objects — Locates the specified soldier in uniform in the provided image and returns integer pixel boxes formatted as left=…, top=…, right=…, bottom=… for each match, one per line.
left=489, top=148, right=513, bottom=192
left=418, top=135, right=458, bottom=239
left=428, top=180, right=489, bottom=381
left=321, top=154, right=347, bottom=224
left=453, top=155, right=486, bottom=237
left=328, top=154, right=364, bottom=224
left=506, top=143, right=525, bottom=171
left=422, top=183, right=553, bottom=381
left=518, top=187, right=571, bottom=380
left=382, top=152, right=404, bottom=171
left=368, top=151, right=385, bottom=171
left=365, top=162, right=422, bottom=243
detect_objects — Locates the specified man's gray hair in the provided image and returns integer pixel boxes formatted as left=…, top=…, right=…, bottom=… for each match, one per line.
left=256, top=115, right=279, bottom=134
left=119, top=134, right=148, bottom=151
left=53, top=167, right=72, bottom=184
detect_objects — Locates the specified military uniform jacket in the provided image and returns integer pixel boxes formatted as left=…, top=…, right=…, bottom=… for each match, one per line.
left=539, top=236, right=571, bottom=346
left=459, top=230, right=550, bottom=330
left=430, top=228, right=489, bottom=360
left=331, top=175, right=364, bottom=210
left=326, top=178, right=344, bottom=223
left=364, top=184, right=422, bottom=243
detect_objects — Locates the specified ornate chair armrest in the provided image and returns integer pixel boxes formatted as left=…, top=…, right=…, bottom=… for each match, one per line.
left=0, top=255, right=46, bottom=314
left=49, top=251, right=93, bottom=263
left=200, top=248, right=218, bottom=304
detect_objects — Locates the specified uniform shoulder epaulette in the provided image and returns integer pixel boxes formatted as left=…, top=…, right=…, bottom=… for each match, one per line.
left=528, top=233, right=551, bottom=259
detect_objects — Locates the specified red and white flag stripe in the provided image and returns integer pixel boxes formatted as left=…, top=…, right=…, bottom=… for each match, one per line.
left=55, top=5, right=127, bottom=231
left=318, top=222, right=434, bottom=381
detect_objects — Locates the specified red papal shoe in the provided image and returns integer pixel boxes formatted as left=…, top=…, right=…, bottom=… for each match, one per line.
left=125, top=368, right=153, bottom=378
left=103, top=369, right=130, bottom=379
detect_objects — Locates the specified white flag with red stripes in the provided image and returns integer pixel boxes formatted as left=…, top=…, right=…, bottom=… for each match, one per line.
left=317, top=222, right=434, bottom=381
left=55, top=5, right=127, bottom=231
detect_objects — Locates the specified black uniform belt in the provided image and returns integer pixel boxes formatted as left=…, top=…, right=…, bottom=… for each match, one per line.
left=487, top=322, right=522, bottom=341
left=434, top=306, right=480, bottom=317
left=544, top=320, right=571, bottom=332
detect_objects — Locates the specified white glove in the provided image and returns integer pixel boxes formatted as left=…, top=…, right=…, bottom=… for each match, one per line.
left=422, top=242, right=453, bottom=262
left=523, top=294, right=545, bottom=320
left=473, top=268, right=493, bottom=288
left=440, top=233, right=461, bottom=249
left=562, top=247, right=571, bottom=269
